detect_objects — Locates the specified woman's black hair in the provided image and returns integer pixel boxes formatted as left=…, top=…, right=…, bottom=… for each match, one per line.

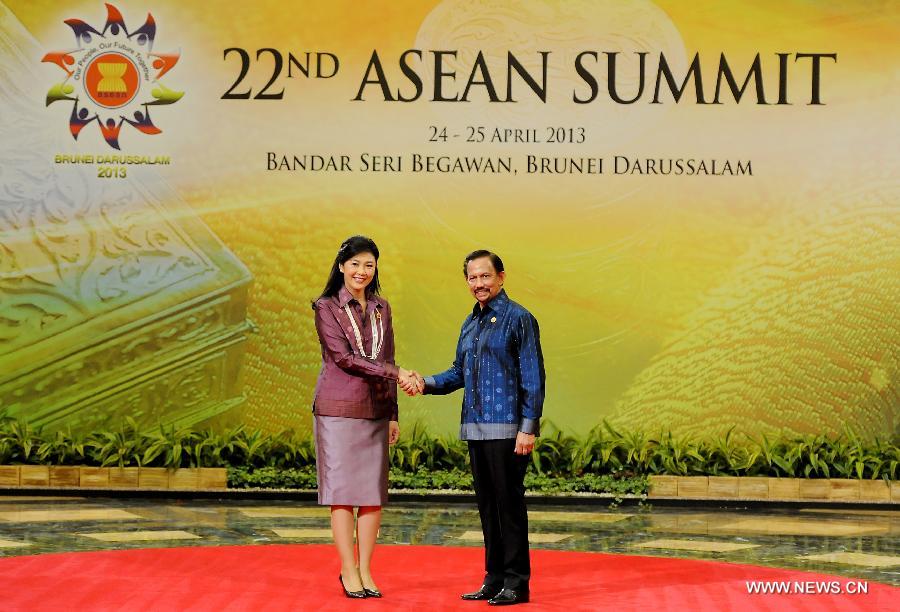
left=315, top=235, right=381, bottom=305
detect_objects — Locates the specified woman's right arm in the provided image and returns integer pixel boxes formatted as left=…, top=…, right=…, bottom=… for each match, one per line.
left=315, top=303, right=400, bottom=380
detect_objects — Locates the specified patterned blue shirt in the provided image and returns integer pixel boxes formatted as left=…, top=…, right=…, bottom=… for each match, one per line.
left=424, top=289, right=545, bottom=440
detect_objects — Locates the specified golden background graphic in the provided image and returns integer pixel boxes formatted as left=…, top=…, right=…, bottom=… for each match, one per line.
left=1, top=1, right=897, bottom=439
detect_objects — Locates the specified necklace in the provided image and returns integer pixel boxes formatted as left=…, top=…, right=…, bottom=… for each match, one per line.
left=343, top=303, right=383, bottom=360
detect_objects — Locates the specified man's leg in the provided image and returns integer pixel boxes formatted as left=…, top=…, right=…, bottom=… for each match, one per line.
left=483, top=438, right=531, bottom=591
left=468, top=440, right=504, bottom=588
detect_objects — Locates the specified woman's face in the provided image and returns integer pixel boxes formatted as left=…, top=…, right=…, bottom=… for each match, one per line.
left=339, top=251, right=377, bottom=295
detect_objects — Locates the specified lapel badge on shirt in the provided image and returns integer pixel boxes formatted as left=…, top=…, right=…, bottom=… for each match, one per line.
left=375, top=310, right=382, bottom=319
left=490, top=317, right=497, bottom=323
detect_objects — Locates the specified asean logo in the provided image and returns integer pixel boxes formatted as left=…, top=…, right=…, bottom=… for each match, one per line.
left=43, top=3, right=184, bottom=150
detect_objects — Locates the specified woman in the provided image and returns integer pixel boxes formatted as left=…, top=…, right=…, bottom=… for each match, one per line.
left=312, top=235, right=415, bottom=599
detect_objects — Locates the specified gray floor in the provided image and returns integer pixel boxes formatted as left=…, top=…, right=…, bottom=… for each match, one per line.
left=0, top=495, right=897, bottom=586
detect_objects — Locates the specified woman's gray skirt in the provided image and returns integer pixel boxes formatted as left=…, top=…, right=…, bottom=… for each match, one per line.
left=314, top=415, right=389, bottom=506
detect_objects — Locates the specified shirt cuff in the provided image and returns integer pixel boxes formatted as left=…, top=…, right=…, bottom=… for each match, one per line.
left=423, top=376, right=436, bottom=394
left=518, top=417, right=539, bottom=435
left=384, top=363, right=399, bottom=380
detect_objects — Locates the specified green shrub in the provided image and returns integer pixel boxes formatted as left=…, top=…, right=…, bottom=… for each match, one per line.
left=0, top=412, right=895, bottom=482
left=227, top=464, right=646, bottom=497
left=228, top=465, right=318, bottom=489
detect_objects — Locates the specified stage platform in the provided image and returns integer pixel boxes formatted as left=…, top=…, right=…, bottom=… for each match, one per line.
left=0, top=495, right=896, bottom=610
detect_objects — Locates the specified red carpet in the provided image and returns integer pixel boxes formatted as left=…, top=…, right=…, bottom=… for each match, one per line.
left=0, top=544, right=894, bottom=611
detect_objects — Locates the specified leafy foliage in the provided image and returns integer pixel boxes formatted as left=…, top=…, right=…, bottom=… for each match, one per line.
left=0, top=414, right=895, bottom=485
left=228, top=466, right=318, bottom=489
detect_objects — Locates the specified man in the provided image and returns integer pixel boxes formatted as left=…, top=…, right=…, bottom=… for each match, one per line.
left=405, top=250, right=545, bottom=606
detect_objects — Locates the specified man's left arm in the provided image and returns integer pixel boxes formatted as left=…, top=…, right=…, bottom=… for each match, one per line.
left=515, top=312, right=545, bottom=453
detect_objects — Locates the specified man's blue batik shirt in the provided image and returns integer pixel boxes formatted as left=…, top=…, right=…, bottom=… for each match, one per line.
left=424, top=289, right=545, bottom=440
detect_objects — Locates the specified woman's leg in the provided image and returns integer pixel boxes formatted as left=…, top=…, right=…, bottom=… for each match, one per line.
left=331, top=505, right=362, bottom=590
left=356, top=505, right=382, bottom=589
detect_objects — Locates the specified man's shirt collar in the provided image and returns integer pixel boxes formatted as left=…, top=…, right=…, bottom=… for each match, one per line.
left=472, top=288, right=509, bottom=316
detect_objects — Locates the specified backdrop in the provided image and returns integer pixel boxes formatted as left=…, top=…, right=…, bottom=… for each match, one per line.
left=0, top=0, right=897, bottom=440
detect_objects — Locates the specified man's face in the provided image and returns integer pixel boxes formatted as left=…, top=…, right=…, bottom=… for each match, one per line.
left=466, top=257, right=505, bottom=307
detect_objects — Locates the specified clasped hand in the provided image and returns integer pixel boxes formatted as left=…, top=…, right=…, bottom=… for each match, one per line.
left=397, top=368, right=425, bottom=396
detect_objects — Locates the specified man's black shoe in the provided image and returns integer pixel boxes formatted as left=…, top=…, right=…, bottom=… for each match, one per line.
left=488, top=588, right=530, bottom=606
left=460, top=584, right=502, bottom=600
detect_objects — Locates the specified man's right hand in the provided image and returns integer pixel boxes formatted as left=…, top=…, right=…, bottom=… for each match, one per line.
left=413, top=372, right=425, bottom=394
left=398, top=369, right=425, bottom=396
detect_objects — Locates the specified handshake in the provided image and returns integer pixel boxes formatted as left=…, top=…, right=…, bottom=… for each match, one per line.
left=398, top=368, right=425, bottom=396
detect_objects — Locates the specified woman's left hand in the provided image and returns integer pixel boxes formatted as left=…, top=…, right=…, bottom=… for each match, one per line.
left=388, top=420, right=400, bottom=445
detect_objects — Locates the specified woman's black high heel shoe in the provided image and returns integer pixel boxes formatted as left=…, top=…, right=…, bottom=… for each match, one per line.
left=339, top=575, right=367, bottom=599
left=362, top=587, right=383, bottom=598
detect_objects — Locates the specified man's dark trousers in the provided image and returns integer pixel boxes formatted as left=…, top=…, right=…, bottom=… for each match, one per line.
left=468, top=438, right=530, bottom=590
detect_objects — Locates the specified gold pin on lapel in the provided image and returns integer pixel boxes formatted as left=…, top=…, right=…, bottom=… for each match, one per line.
left=490, top=317, right=497, bottom=323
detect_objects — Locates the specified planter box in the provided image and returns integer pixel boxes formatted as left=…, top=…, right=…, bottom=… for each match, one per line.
left=20, top=465, right=49, bottom=487
left=138, top=467, right=170, bottom=489
left=859, top=480, right=890, bottom=502
left=168, top=468, right=199, bottom=490
left=49, top=466, right=80, bottom=487
left=198, top=468, right=227, bottom=489
left=648, top=474, right=896, bottom=504
left=707, top=477, right=739, bottom=498
left=737, top=477, right=769, bottom=499
left=676, top=476, right=708, bottom=497
left=828, top=479, right=860, bottom=501
left=0, top=465, right=20, bottom=487
left=79, top=467, right=109, bottom=488
left=108, top=467, right=140, bottom=488
left=648, top=475, right=677, bottom=497
left=799, top=479, right=830, bottom=500
left=768, top=478, right=800, bottom=500
left=0, top=465, right=227, bottom=490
